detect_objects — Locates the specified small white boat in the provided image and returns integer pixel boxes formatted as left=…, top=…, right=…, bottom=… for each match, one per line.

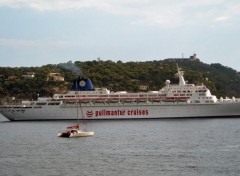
left=58, top=97, right=94, bottom=138
left=58, top=125, right=94, bottom=138
left=58, top=129, right=94, bottom=138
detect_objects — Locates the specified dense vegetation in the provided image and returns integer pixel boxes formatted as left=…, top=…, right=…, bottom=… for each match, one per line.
left=0, top=58, right=240, bottom=100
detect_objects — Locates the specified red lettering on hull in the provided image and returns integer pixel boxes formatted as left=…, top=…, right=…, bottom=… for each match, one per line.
left=87, top=109, right=149, bottom=118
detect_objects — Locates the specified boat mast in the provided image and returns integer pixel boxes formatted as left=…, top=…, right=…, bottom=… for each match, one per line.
left=75, top=79, right=87, bottom=131
left=79, top=101, right=87, bottom=131
left=76, top=81, right=80, bottom=130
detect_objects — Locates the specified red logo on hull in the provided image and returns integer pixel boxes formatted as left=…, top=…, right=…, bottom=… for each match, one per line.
left=86, top=110, right=93, bottom=118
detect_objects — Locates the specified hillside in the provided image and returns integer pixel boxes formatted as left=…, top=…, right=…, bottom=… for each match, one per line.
left=0, top=56, right=240, bottom=99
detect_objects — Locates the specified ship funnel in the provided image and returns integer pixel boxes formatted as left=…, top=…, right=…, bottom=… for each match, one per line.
left=71, top=77, right=95, bottom=91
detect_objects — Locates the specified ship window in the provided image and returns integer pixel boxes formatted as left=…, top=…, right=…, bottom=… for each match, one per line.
left=36, top=103, right=47, bottom=105
left=148, top=94, right=158, bottom=97
left=65, top=95, right=75, bottom=98
left=99, top=95, right=108, bottom=97
left=109, top=95, right=119, bottom=98
left=48, top=102, right=60, bottom=105
left=65, top=101, right=75, bottom=104
left=87, top=95, right=97, bottom=97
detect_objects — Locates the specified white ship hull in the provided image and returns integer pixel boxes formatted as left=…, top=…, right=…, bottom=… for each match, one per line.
left=2, top=66, right=240, bottom=121
left=1, top=102, right=240, bottom=121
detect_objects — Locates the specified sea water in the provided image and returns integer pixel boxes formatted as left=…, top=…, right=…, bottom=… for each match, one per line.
left=0, top=114, right=240, bottom=176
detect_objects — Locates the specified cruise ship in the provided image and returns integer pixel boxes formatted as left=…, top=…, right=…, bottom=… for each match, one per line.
left=1, top=67, right=240, bottom=121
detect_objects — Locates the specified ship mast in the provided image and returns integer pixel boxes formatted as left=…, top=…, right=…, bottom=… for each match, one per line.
left=176, top=64, right=186, bottom=86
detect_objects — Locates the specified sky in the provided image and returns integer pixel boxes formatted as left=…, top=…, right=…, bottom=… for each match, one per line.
left=0, top=0, right=240, bottom=71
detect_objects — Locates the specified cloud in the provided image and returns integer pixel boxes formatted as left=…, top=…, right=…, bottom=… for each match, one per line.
left=0, top=38, right=76, bottom=48
left=0, top=38, right=38, bottom=47
left=0, top=0, right=240, bottom=28
left=0, top=0, right=112, bottom=11
left=215, top=16, right=230, bottom=22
